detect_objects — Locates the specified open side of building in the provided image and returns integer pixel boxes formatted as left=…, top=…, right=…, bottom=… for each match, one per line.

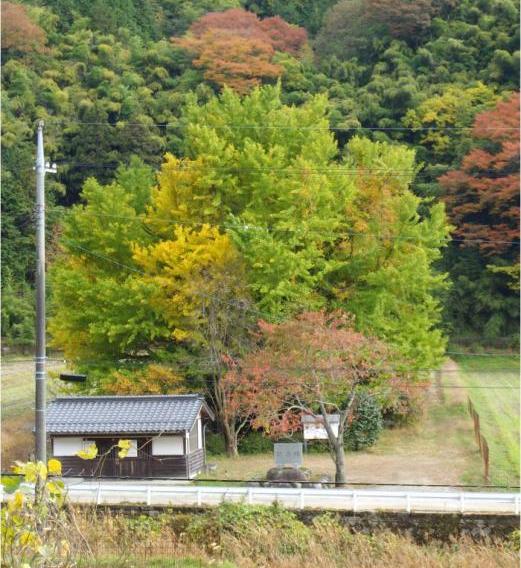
left=46, top=394, right=214, bottom=478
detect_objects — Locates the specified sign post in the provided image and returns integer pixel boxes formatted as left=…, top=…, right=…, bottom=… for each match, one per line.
left=274, top=443, right=303, bottom=468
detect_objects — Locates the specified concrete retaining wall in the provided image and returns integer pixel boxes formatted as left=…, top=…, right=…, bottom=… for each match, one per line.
left=91, top=504, right=520, bottom=542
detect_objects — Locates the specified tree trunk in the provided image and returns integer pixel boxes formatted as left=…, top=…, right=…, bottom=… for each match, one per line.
left=318, top=401, right=348, bottom=486
left=333, top=440, right=347, bottom=485
left=222, top=419, right=239, bottom=458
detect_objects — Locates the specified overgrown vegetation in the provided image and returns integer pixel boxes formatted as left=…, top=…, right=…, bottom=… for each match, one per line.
left=72, top=503, right=521, bottom=567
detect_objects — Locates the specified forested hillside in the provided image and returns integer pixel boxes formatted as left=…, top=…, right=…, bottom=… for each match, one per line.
left=2, top=0, right=519, bottom=353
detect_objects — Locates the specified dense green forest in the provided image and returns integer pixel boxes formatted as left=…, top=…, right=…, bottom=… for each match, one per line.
left=2, top=0, right=519, bottom=355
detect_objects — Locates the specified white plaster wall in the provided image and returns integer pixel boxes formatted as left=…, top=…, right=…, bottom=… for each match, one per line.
left=125, top=439, right=138, bottom=457
left=53, top=437, right=84, bottom=456
left=151, top=435, right=184, bottom=455
left=197, top=418, right=203, bottom=450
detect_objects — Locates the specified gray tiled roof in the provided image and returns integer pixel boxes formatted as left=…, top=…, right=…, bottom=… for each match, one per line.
left=47, top=394, right=213, bottom=435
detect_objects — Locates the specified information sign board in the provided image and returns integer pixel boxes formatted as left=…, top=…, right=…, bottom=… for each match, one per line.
left=274, top=443, right=303, bottom=467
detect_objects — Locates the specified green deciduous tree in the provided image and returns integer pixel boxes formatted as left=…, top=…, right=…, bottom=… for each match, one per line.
left=49, top=158, right=161, bottom=365
left=330, top=136, right=450, bottom=367
left=50, top=87, right=449, bottom=451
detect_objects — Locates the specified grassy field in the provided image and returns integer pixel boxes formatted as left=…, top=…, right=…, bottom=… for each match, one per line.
left=453, top=354, right=520, bottom=487
left=1, top=358, right=66, bottom=464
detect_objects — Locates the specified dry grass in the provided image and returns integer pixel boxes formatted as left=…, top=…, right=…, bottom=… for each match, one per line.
left=220, top=531, right=517, bottom=568
left=1, top=358, right=66, bottom=466
left=1, top=409, right=35, bottom=464
left=71, top=506, right=518, bottom=568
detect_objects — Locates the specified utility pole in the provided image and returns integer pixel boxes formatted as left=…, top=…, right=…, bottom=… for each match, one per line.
left=34, top=120, right=56, bottom=463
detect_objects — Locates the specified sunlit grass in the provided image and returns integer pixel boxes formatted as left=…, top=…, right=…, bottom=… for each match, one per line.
left=454, top=355, right=520, bottom=487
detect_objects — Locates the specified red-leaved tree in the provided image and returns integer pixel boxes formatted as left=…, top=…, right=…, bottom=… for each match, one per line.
left=440, top=92, right=520, bottom=257
left=259, top=16, right=308, bottom=56
left=367, top=0, right=433, bottom=39
left=173, top=8, right=307, bottom=94
left=224, top=311, right=408, bottom=484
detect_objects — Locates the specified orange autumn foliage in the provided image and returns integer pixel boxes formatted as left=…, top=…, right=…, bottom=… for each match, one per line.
left=173, top=8, right=307, bottom=94
left=259, top=16, right=308, bottom=56
left=223, top=311, right=409, bottom=438
left=180, top=30, right=281, bottom=95
left=1, top=2, right=47, bottom=53
left=440, top=92, right=520, bottom=256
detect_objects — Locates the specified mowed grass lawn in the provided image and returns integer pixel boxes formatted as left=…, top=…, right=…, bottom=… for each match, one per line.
left=454, top=355, right=520, bottom=486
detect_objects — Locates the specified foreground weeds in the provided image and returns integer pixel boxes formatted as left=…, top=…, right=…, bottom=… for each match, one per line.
left=69, top=503, right=519, bottom=568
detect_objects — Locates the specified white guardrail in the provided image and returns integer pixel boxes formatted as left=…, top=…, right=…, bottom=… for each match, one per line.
left=4, top=483, right=519, bottom=514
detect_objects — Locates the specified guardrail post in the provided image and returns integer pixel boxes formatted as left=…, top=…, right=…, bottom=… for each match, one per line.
left=299, top=490, right=304, bottom=509
left=406, top=493, right=411, bottom=513
left=196, top=488, right=202, bottom=507
left=247, top=488, right=252, bottom=505
left=460, top=494, right=465, bottom=514
left=353, top=491, right=357, bottom=513
left=515, top=495, right=519, bottom=516
left=146, top=486, right=152, bottom=506
left=96, top=484, right=102, bottom=505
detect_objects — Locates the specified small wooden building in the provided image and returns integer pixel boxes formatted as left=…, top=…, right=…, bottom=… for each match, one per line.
left=47, top=394, right=214, bottom=478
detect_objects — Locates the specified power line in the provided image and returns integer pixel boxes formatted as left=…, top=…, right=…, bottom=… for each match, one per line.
left=48, top=208, right=518, bottom=246
left=2, top=471, right=518, bottom=488
left=42, top=119, right=521, bottom=131
left=61, top=240, right=146, bottom=275
left=446, top=351, right=520, bottom=358
left=51, top=233, right=519, bottom=344
left=17, top=356, right=519, bottom=379
left=6, top=343, right=519, bottom=367
left=40, top=160, right=520, bottom=181
left=53, top=161, right=421, bottom=173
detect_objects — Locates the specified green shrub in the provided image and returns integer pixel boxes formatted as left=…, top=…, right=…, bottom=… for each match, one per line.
left=508, top=529, right=520, bottom=551
left=185, top=502, right=310, bottom=555
left=1, top=475, right=21, bottom=493
left=206, top=432, right=226, bottom=456
left=169, top=513, right=194, bottom=535
left=238, top=431, right=273, bottom=454
left=304, top=440, right=330, bottom=454
left=207, top=431, right=274, bottom=455
left=124, top=514, right=167, bottom=537
left=345, top=393, right=383, bottom=451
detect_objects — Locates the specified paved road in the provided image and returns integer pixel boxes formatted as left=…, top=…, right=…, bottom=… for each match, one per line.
left=6, top=480, right=517, bottom=514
